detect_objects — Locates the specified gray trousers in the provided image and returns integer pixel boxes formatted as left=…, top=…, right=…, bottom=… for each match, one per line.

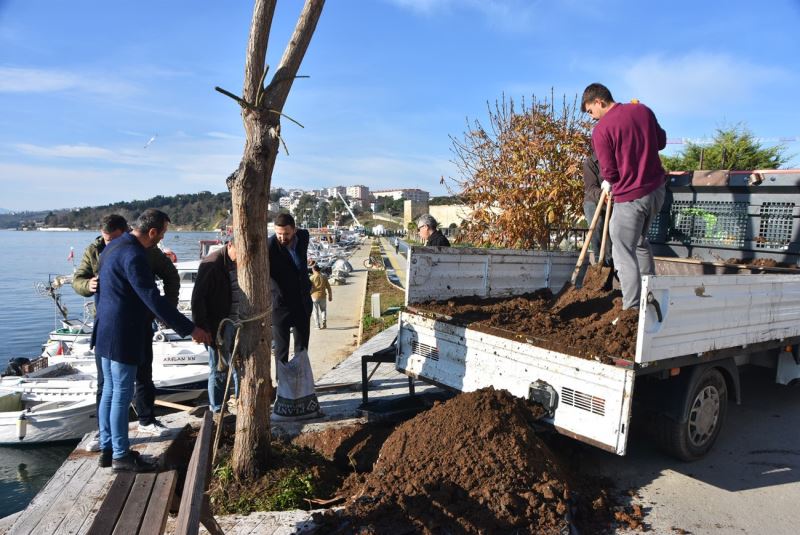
left=609, top=184, right=665, bottom=310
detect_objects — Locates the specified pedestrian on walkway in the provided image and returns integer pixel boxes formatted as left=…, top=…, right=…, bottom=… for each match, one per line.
left=310, top=263, right=332, bottom=329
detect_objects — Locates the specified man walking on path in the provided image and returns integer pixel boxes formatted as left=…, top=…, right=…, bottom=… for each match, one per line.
left=268, top=213, right=313, bottom=363
left=191, top=237, right=240, bottom=413
left=74, top=213, right=182, bottom=451
left=92, top=209, right=210, bottom=472
left=582, top=83, right=667, bottom=311
left=309, top=263, right=332, bottom=329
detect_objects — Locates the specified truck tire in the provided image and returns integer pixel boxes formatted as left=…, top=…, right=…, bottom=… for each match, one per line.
left=657, top=368, right=728, bottom=461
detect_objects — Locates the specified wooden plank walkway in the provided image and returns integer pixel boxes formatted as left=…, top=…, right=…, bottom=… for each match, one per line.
left=5, top=411, right=201, bottom=535
left=166, top=510, right=317, bottom=535
left=4, top=327, right=441, bottom=535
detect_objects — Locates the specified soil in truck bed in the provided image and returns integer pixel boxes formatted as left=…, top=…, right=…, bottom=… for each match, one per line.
left=411, top=265, right=639, bottom=364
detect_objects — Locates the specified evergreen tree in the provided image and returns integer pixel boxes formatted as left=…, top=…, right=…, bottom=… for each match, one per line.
left=661, top=125, right=790, bottom=171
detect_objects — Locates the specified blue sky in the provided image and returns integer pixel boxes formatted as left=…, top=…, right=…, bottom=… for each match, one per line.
left=1, top=0, right=798, bottom=211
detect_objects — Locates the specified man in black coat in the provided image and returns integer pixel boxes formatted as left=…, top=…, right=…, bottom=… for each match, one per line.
left=191, top=238, right=240, bottom=412
left=268, top=213, right=313, bottom=363
left=416, top=214, right=450, bottom=247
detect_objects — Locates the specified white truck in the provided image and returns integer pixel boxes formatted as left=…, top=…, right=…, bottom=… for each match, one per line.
left=396, top=230, right=800, bottom=460
left=396, top=248, right=800, bottom=460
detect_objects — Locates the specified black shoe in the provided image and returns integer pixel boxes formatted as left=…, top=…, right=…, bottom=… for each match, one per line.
left=112, top=450, right=157, bottom=473
left=99, top=449, right=112, bottom=468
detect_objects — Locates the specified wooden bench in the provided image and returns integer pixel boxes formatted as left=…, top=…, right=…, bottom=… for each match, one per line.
left=86, top=411, right=223, bottom=535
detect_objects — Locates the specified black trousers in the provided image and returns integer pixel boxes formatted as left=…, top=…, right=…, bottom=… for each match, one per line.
left=273, top=310, right=311, bottom=363
left=94, top=336, right=156, bottom=425
left=134, top=340, right=156, bottom=425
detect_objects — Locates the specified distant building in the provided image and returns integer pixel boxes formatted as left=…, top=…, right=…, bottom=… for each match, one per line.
left=346, top=185, right=371, bottom=206
left=278, top=196, right=293, bottom=208
left=325, top=186, right=346, bottom=198
left=373, top=188, right=430, bottom=203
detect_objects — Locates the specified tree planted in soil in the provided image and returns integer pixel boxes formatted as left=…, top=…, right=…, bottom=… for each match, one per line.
left=220, top=0, right=324, bottom=479
left=448, top=92, right=592, bottom=249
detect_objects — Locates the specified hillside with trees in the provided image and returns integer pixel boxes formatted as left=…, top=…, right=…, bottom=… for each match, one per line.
left=0, top=191, right=232, bottom=230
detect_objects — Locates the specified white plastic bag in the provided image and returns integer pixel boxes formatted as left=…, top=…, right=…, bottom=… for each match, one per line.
left=272, top=349, right=321, bottom=420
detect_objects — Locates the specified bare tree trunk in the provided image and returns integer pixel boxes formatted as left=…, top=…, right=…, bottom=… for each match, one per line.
left=227, top=0, right=324, bottom=479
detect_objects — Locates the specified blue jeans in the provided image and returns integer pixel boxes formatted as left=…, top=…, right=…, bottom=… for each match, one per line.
left=98, top=358, right=137, bottom=459
left=207, top=326, right=239, bottom=412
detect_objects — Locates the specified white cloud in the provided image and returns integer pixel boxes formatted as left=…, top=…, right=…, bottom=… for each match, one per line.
left=14, top=143, right=117, bottom=160
left=207, top=131, right=243, bottom=140
left=616, top=53, right=791, bottom=117
left=0, top=66, right=134, bottom=95
left=11, top=143, right=155, bottom=166
left=385, top=0, right=536, bottom=32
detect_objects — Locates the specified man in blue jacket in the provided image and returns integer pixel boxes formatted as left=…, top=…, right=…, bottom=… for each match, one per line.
left=92, top=209, right=211, bottom=472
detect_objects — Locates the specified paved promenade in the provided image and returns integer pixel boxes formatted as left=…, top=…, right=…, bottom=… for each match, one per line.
left=306, top=241, right=371, bottom=379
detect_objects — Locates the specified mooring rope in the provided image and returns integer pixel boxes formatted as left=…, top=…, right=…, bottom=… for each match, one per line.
left=211, top=310, right=269, bottom=464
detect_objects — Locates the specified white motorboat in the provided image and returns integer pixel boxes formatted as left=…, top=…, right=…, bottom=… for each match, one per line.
left=0, top=374, right=97, bottom=444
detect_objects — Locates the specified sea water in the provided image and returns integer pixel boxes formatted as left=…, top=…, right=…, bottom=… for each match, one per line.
left=0, top=229, right=218, bottom=519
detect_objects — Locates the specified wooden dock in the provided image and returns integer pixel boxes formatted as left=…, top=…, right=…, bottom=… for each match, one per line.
left=4, top=411, right=202, bottom=535
left=2, top=326, right=439, bottom=534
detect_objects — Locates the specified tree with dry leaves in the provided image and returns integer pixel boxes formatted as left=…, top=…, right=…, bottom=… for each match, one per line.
left=216, top=0, right=324, bottom=479
left=449, top=93, right=592, bottom=249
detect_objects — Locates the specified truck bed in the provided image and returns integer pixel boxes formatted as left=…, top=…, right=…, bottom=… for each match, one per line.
left=397, top=247, right=800, bottom=454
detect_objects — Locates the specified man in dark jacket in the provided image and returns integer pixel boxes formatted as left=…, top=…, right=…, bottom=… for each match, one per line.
left=92, top=209, right=210, bottom=472
left=583, top=152, right=612, bottom=265
left=191, top=238, right=240, bottom=413
left=416, top=214, right=450, bottom=247
left=268, top=213, right=312, bottom=364
left=73, top=214, right=180, bottom=304
left=74, top=213, right=181, bottom=446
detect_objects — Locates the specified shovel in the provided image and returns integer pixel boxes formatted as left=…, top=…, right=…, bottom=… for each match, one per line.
left=569, top=189, right=609, bottom=285
left=586, top=193, right=616, bottom=292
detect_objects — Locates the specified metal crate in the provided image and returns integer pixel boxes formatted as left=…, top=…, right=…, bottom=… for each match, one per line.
left=650, top=170, right=800, bottom=264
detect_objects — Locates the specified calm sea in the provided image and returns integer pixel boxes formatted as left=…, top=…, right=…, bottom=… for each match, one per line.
left=0, top=229, right=219, bottom=519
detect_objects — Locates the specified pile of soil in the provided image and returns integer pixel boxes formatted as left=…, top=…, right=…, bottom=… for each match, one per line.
left=313, top=388, right=636, bottom=534
left=415, top=266, right=639, bottom=363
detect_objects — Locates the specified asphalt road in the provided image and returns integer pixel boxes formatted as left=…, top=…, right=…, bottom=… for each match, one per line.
left=571, top=365, right=800, bottom=534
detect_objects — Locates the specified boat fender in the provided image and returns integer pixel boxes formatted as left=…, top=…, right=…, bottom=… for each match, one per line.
left=17, top=413, right=27, bottom=441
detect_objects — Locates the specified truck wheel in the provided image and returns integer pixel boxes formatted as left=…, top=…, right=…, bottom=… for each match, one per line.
left=658, top=368, right=728, bottom=461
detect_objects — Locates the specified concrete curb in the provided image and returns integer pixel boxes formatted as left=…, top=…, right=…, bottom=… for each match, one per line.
left=355, top=264, right=369, bottom=347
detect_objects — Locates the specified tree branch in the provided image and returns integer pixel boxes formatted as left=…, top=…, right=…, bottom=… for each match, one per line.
left=243, top=0, right=277, bottom=103
left=263, top=0, right=325, bottom=112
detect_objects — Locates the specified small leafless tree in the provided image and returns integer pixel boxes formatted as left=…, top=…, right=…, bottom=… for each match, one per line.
left=217, top=0, right=324, bottom=479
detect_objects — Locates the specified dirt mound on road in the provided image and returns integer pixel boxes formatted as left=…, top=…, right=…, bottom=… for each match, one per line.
left=315, top=388, right=622, bottom=534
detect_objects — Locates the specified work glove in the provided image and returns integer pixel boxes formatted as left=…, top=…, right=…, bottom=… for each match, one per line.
left=601, top=180, right=612, bottom=194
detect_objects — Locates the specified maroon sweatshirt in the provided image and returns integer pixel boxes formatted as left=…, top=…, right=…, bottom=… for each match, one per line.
left=591, top=102, right=667, bottom=203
